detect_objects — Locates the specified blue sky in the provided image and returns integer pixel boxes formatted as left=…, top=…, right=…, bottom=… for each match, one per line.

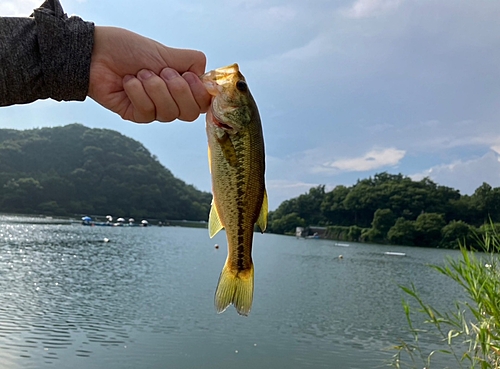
left=1, top=0, right=500, bottom=210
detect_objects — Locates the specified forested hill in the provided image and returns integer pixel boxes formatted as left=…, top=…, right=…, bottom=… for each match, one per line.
left=0, top=124, right=211, bottom=221
left=268, top=173, right=500, bottom=248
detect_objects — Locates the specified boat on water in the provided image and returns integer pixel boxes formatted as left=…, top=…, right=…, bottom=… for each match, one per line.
left=306, top=233, right=320, bottom=239
left=81, top=216, right=149, bottom=227
left=384, top=252, right=406, bottom=256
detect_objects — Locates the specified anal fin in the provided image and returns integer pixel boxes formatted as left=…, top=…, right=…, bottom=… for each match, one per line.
left=256, top=189, right=268, bottom=233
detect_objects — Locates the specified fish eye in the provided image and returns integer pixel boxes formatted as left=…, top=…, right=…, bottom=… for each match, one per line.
left=236, top=80, right=248, bottom=92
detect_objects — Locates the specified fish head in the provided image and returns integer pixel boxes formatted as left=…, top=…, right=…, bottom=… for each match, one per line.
left=200, top=63, right=254, bottom=133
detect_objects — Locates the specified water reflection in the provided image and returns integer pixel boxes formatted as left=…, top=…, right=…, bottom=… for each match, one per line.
left=0, top=215, right=463, bottom=368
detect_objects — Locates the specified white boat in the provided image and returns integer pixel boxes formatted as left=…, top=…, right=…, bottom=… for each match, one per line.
left=384, top=252, right=406, bottom=256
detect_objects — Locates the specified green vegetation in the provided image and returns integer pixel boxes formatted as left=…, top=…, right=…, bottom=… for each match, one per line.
left=3, top=125, right=499, bottom=243
left=268, top=173, right=500, bottom=248
left=392, top=229, right=500, bottom=368
left=0, top=124, right=211, bottom=221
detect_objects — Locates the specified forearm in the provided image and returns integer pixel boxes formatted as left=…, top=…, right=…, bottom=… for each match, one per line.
left=0, top=0, right=94, bottom=106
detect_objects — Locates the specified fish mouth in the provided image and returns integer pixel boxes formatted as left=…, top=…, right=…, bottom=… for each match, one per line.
left=200, top=64, right=240, bottom=94
left=210, top=107, right=233, bottom=131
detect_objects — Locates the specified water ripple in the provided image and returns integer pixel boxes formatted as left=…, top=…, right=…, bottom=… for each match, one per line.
left=0, top=215, right=465, bottom=368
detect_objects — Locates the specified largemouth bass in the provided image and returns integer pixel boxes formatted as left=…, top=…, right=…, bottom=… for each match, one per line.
left=200, top=64, right=268, bottom=316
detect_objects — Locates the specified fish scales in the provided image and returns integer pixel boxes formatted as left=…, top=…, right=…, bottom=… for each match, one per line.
left=201, top=63, right=268, bottom=316
left=212, top=129, right=260, bottom=272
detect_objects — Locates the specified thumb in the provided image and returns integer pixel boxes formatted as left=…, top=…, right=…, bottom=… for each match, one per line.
left=159, top=47, right=207, bottom=76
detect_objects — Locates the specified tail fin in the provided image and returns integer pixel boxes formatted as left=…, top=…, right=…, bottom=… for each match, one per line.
left=214, top=262, right=254, bottom=316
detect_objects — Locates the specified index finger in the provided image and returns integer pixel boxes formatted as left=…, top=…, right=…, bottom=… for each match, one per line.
left=182, top=72, right=211, bottom=113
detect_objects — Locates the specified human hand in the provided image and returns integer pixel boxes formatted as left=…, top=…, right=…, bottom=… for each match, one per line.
left=88, top=26, right=211, bottom=123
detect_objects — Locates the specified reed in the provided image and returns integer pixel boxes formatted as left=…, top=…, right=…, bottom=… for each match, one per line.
left=391, top=226, right=500, bottom=368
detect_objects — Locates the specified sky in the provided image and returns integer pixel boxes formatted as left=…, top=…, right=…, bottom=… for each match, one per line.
left=1, top=0, right=500, bottom=210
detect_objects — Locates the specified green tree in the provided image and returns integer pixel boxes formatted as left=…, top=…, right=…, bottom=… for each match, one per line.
left=343, top=180, right=378, bottom=227
left=320, top=185, right=353, bottom=226
left=471, top=183, right=500, bottom=223
left=372, top=208, right=396, bottom=234
left=268, top=186, right=326, bottom=229
left=0, top=124, right=212, bottom=220
left=269, top=212, right=306, bottom=235
left=294, top=185, right=327, bottom=225
left=365, top=208, right=396, bottom=243
left=2, top=177, right=43, bottom=212
left=413, top=212, right=446, bottom=247
left=387, top=218, right=416, bottom=246
left=449, top=194, right=480, bottom=226
left=440, top=220, right=475, bottom=249
left=265, top=170, right=499, bottom=248
left=348, top=225, right=363, bottom=242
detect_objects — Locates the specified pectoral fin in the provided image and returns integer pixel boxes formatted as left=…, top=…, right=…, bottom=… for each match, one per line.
left=208, top=200, right=224, bottom=238
left=256, top=189, right=268, bottom=233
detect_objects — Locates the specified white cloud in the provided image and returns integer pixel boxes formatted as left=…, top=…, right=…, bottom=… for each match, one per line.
left=411, top=150, right=500, bottom=194
left=267, top=179, right=328, bottom=192
left=414, top=124, right=500, bottom=154
left=0, top=0, right=39, bottom=16
left=315, top=147, right=406, bottom=173
left=342, top=0, right=402, bottom=19
left=363, top=118, right=500, bottom=157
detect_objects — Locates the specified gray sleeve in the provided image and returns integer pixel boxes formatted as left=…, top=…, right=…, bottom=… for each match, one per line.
left=0, top=0, right=94, bottom=106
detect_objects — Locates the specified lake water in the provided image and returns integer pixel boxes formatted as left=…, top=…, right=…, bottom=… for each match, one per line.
left=0, top=215, right=465, bottom=369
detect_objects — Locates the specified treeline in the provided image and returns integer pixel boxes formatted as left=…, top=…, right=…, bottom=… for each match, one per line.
left=268, top=173, right=500, bottom=248
left=0, top=124, right=211, bottom=221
